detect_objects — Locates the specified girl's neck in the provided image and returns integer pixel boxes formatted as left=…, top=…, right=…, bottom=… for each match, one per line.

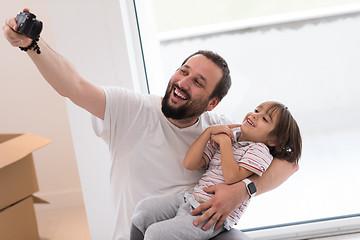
left=237, top=135, right=266, bottom=145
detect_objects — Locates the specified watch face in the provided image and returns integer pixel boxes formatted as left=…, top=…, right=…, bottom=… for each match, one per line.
left=248, top=182, right=257, bottom=195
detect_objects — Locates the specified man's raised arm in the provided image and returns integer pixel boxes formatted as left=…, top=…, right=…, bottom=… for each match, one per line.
left=3, top=11, right=105, bottom=120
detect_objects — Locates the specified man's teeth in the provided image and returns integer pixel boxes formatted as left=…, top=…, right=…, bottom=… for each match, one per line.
left=174, top=88, right=188, bottom=100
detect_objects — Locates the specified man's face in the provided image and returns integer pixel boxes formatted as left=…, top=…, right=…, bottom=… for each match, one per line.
left=162, top=54, right=223, bottom=120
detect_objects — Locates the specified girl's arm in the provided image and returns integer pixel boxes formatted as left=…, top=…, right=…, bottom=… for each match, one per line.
left=183, top=128, right=212, bottom=170
left=212, top=134, right=253, bottom=184
left=184, top=124, right=241, bottom=170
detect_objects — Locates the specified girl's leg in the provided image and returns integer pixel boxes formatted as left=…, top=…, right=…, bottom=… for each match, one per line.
left=131, top=193, right=184, bottom=236
left=144, top=200, right=225, bottom=240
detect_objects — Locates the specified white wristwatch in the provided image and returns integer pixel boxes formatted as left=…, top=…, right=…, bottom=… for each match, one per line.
left=242, top=178, right=257, bottom=198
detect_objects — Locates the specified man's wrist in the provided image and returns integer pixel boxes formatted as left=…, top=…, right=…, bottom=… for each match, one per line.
left=242, top=178, right=257, bottom=199
left=231, top=180, right=252, bottom=202
left=19, top=37, right=41, bottom=54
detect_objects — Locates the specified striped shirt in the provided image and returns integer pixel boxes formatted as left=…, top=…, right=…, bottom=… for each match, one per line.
left=191, top=132, right=273, bottom=228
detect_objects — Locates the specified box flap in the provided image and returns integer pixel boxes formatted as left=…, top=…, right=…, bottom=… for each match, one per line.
left=0, top=134, right=22, bottom=144
left=0, top=154, right=39, bottom=210
left=32, top=195, right=49, bottom=204
left=0, top=133, right=51, bottom=169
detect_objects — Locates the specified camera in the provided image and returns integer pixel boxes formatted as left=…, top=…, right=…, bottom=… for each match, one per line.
left=15, top=11, right=43, bottom=40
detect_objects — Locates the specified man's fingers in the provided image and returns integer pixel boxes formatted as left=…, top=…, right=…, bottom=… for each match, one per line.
left=201, top=212, right=221, bottom=231
left=3, top=17, right=32, bottom=48
left=192, top=185, right=234, bottom=231
left=5, top=18, right=17, bottom=31
left=191, top=200, right=211, bottom=217
left=214, top=215, right=227, bottom=230
left=2, top=20, right=7, bottom=31
left=193, top=207, right=215, bottom=228
left=203, top=185, right=215, bottom=194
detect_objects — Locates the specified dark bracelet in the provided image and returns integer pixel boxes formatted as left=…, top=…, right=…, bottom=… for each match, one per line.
left=19, top=38, right=41, bottom=54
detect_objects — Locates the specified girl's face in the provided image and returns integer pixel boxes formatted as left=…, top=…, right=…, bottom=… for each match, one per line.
left=239, top=102, right=279, bottom=146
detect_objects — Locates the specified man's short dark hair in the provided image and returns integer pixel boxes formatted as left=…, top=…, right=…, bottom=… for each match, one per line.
left=182, top=50, right=231, bottom=101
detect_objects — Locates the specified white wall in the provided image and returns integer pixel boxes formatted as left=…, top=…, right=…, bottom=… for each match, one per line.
left=2, top=0, right=146, bottom=239
left=0, top=0, right=84, bottom=210
left=46, top=0, right=146, bottom=238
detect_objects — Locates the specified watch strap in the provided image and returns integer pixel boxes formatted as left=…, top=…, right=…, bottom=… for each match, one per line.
left=242, top=178, right=252, bottom=185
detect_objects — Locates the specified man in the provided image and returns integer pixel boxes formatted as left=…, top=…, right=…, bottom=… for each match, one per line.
left=3, top=10, right=297, bottom=240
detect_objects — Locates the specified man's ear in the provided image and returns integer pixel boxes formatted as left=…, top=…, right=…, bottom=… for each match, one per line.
left=206, top=97, right=220, bottom=112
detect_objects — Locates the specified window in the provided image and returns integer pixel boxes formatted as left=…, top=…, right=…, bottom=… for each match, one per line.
left=134, top=0, right=360, bottom=238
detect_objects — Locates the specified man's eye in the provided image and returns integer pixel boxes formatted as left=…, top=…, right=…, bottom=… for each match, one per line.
left=254, top=109, right=259, bottom=113
left=195, top=79, right=203, bottom=87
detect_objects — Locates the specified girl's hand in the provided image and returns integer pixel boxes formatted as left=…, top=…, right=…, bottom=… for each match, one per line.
left=210, top=133, right=231, bottom=146
left=206, top=124, right=241, bottom=142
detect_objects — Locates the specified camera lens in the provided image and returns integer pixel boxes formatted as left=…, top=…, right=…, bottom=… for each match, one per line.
left=15, top=12, right=43, bottom=40
left=27, top=20, right=43, bottom=40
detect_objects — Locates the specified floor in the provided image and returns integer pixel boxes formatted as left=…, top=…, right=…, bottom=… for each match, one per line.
left=35, top=205, right=360, bottom=240
left=36, top=204, right=91, bottom=240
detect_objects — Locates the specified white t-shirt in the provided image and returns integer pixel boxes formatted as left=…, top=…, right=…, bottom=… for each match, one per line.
left=92, top=87, right=234, bottom=240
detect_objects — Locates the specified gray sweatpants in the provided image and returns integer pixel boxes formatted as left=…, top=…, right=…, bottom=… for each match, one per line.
left=131, top=193, right=225, bottom=240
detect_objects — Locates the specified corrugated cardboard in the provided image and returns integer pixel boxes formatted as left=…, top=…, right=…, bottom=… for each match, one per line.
left=0, top=196, right=40, bottom=240
left=0, top=133, right=50, bottom=209
left=0, top=133, right=51, bottom=240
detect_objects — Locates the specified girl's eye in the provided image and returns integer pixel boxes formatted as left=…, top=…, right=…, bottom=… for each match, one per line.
left=263, top=117, right=268, bottom=122
left=254, top=109, right=259, bottom=113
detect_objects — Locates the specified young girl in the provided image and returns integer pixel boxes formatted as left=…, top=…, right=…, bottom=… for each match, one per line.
left=131, top=101, right=302, bottom=240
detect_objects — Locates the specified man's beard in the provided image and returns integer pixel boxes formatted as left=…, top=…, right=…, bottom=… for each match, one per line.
left=161, top=83, right=210, bottom=120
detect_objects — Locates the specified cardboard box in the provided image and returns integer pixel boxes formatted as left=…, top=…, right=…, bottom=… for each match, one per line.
left=0, top=133, right=51, bottom=240
left=0, top=196, right=48, bottom=240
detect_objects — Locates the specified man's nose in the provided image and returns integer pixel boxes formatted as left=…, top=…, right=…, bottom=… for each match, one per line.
left=177, top=76, right=191, bottom=90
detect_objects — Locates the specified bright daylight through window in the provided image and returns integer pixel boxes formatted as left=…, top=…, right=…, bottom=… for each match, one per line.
left=134, top=0, right=360, bottom=238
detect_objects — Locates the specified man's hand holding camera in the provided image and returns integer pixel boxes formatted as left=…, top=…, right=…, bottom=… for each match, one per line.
left=3, top=8, right=42, bottom=53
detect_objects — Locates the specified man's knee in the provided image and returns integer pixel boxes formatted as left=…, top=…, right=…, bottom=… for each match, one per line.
left=144, top=223, right=167, bottom=240
left=131, top=198, right=153, bottom=234
left=132, top=197, right=156, bottom=223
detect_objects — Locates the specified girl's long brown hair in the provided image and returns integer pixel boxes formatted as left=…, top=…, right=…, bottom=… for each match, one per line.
left=266, top=102, right=302, bottom=164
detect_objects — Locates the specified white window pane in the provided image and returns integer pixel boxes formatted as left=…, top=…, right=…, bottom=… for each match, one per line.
left=135, top=0, right=360, bottom=231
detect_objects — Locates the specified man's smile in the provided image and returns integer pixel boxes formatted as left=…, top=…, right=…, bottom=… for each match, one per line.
left=173, top=86, right=189, bottom=101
